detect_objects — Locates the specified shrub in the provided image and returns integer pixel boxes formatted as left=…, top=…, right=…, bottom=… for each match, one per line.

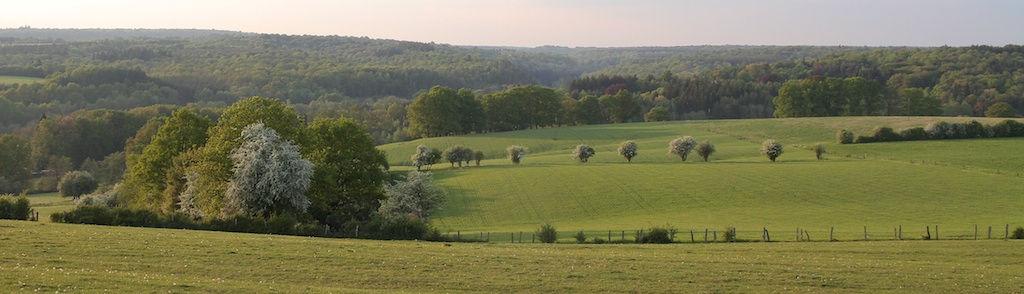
left=638, top=227, right=673, bottom=243
left=836, top=129, right=854, bottom=144
left=0, top=194, right=32, bottom=220
left=871, top=127, right=900, bottom=142
left=506, top=145, right=528, bottom=165
left=992, top=119, right=1024, bottom=137
left=473, top=150, right=484, bottom=166
left=591, top=237, right=607, bottom=244
left=760, top=139, right=784, bottom=162
left=898, top=127, right=929, bottom=141
left=695, top=140, right=715, bottom=162
left=536, top=223, right=557, bottom=243
left=57, top=171, right=98, bottom=199
left=925, top=122, right=951, bottom=139
left=813, top=143, right=825, bottom=160
left=574, top=230, right=587, bottom=244
left=618, top=141, right=638, bottom=163
left=1012, top=227, right=1024, bottom=239
left=854, top=135, right=875, bottom=144
left=571, top=144, right=595, bottom=163
left=723, top=227, right=736, bottom=242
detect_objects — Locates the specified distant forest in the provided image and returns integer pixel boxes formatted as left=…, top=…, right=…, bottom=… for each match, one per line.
left=1, top=28, right=1023, bottom=188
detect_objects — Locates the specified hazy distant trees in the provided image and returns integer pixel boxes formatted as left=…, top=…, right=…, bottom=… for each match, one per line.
left=668, top=136, right=698, bottom=162
left=0, top=135, right=31, bottom=194
left=618, top=141, right=638, bottom=163
left=601, top=90, right=642, bottom=123
left=481, top=85, right=563, bottom=132
left=898, top=88, right=942, bottom=116
left=507, top=145, right=528, bottom=164
left=773, top=77, right=884, bottom=118
left=695, top=140, right=715, bottom=162
left=571, top=144, right=595, bottom=163
left=760, top=139, right=784, bottom=162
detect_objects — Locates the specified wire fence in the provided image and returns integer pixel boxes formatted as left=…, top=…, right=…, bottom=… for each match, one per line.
left=438, top=224, right=1024, bottom=243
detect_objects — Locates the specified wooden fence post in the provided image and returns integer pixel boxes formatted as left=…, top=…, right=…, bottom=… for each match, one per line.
left=519, top=231, right=522, bottom=243
left=704, top=229, right=708, bottom=243
left=713, top=231, right=717, bottom=242
left=925, top=226, right=931, bottom=240
left=830, top=227, right=834, bottom=241
left=1006, top=224, right=1009, bottom=239
left=935, top=225, right=939, bottom=240
left=690, top=230, right=695, bottom=243
left=988, top=226, right=992, bottom=239
left=974, top=225, right=977, bottom=240
left=899, top=225, right=902, bottom=240
left=863, top=226, right=867, bottom=241
left=511, top=232, right=515, bottom=243
left=608, top=230, right=611, bottom=242
left=765, top=229, right=770, bottom=242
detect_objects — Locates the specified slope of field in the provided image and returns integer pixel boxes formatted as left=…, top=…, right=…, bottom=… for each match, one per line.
left=377, top=117, right=1024, bottom=239
left=0, top=75, right=43, bottom=84
left=2, top=220, right=1022, bottom=292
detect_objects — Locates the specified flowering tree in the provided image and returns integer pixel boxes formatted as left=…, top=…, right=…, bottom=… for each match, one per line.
left=667, top=136, right=698, bottom=162
left=760, top=139, right=784, bottom=162
left=571, top=144, right=595, bottom=163
left=411, top=144, right=431, bottom=171
left=618, top=141, right=638, bottom=162
left=506, top=145, right=529, bottom=164
left=695, top=140, right=715, bottom=162
left=378, top=171, right=446, bottom=222
left=224, top=123, right=313, bottom=218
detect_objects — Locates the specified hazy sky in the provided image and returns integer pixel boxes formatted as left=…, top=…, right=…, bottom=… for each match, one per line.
left=5, top=0, right=1023, bottom=47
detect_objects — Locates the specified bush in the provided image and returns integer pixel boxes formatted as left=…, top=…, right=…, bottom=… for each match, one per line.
left=871, top=127, right=900, bottom=142
left=57, top=171, right=98, bottom=199
left=695, top=140, right=715, bottom=162
left=898, top=127, right=929, bottom=141
left=1012, top=227, right=1024, bottom=239
left=723, top=227, right=736, bottom=242
left=925, top=122, right=951, bottom=139
left=638, top=227, right=673, bottom=243
left=836, top=129, right=854, bottom=144
left=571, top=144, right=595, bottom=163
left=536, top=224, right=558, bottom=243
left=760, top=139, right=784, bottom=162
left=813, top=143, right=825, bottom=160
left=992, top=119, right=1024, bottom=137
left=506, top=145, right=528, bottom=165
left=574, top=231, right=587, bottom=244
left=0, top=194, right=32, bottom=220
left=618, top=141, right=638, bottom=163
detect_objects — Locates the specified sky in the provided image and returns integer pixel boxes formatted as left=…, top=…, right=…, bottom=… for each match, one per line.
left=4, top=0, right=1023, bottom=47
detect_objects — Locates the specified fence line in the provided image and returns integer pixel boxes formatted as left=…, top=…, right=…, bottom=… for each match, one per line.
left=438, top=224, right=1023, bottom=243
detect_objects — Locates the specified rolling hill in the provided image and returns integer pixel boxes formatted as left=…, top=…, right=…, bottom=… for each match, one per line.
left=378, top=117, right=1024, bottom=240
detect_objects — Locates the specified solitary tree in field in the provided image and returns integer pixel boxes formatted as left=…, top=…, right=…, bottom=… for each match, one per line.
left=760, top=139, right=784, bottom=162
left=813, top=143, right=826, bottom=160
left=411, top=144, right=431, bottom=171
left=506, top=145, right=528, bottom=164
left=57, top=171, right=98, bottom=200
left=571, top=144, right=595, bottom=163
left=473, top=150, right=484, bottom=166
left=695, top=140, right=715, bottom=162
left=668, top=136, right=698, bottom=162
left=618, top=141, right=638, bottom=162
left=225, top=123, right=313, bottom=218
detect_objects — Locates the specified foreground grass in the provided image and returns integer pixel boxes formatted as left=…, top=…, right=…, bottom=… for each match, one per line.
left=1, top=220, right=1021, bottom=292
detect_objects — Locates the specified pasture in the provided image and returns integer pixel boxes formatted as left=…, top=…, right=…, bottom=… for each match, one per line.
left=377, top=117, right=1024, bottom=240
left=0, top=75, right=43, bottom=85
left=2, top=220, right=1022, bottom=292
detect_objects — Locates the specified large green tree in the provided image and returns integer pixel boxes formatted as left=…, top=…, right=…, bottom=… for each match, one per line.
left=0, top=135, right=32, bottom=194
left=482, top=85, right=563, bottom=132
left=122, top=108, right=212, bottom=212
left=304, top=117, right=389, bottom=228
left=600, top=90, right=641, bottom=123
left=899, top=88, right=942, bottom=116
left=407, top=86, right=482, bottom=138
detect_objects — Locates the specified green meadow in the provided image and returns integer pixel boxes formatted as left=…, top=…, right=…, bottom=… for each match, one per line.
left=2, top=220, right=1023, bottom=292
left=377, top=117, right=1024, bottom=241
left=0, top=75, right=43, bottom=84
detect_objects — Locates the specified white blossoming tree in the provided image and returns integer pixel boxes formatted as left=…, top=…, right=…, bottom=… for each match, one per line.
left=760, top=139, right=784, bottom=162
left=224, top=123, right=313, bottom=218
left=571, top=144, right=595, bottom=163
left=411, top=144, right=431, bottom=171
left=507, top=145, right=528, bottom=164
left=618, top=141, right=638, bottom=163
left=378, top=171, right=446, bottom=222
left=667, top=136, right=698, bottom=162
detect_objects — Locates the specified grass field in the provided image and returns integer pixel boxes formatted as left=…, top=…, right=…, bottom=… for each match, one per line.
left=24, top=192, right=75, bottom=222
left=0, top=75, right=43, bottom=85
left=376, top=117, right=1024, bottom=240
left=2, top=220, right=1022, bottom=292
